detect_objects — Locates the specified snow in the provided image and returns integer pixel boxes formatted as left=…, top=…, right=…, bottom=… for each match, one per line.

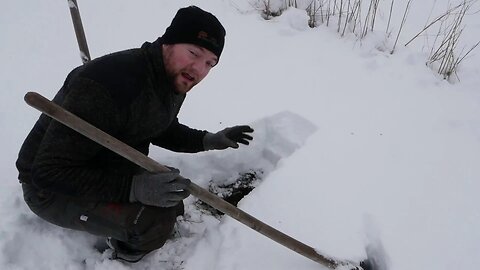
left=1, top=0, right=480, bottom=270
left=68, top=0, right=78, bottom=9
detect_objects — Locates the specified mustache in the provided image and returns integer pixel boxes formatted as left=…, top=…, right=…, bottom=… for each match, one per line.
left=181, top=69, right=198, bottom=81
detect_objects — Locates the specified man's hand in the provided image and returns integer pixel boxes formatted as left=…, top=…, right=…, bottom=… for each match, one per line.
left=203, top=125, right=254, bottom=150
left=129, top=169, right=191, bottom=208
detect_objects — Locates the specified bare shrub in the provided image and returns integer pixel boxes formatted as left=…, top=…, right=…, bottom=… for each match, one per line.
left=386, top=0, right=394, bottom=35
left=252, top=0, right=285, bottom=19
left=361, top=0, right=380, bottom=38
left=251, top=0, right=479, bottom=81
left=427, top=1, right=479, bottom=80
left=391, top=0, right=413, bottom=54
left=306, top=0, right=323, bottom=27
left=404, top=0, right=479, bottom=81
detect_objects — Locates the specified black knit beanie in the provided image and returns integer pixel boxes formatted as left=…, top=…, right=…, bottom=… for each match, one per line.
left=162, top=6, right=226, bottom=59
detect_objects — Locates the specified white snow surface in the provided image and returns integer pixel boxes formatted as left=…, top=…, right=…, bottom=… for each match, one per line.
left=1, top=0, right=480, bottom=270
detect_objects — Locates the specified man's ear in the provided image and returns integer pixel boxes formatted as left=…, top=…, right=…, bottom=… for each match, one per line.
left=162, top=44, right=171, bottom=51
left=161, top=44, right=171, bottom=56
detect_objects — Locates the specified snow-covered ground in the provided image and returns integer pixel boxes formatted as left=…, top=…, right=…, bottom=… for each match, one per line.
left=1, top=0, right=480, bottom=270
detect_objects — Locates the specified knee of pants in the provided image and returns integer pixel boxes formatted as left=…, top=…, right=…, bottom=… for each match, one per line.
left=125, top=202, right=184, bottom=252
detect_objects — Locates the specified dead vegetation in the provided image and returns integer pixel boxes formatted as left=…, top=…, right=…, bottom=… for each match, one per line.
left=251, top=0, right=479, bottom=82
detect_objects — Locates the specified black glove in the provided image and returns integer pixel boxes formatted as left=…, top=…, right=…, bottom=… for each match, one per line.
left=203, top=125, right=254, bottom=150
left=129, top=168, right=191, bottom=208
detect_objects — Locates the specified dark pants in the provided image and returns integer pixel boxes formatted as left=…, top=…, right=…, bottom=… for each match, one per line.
left=22, top=183, right=183, bottom=253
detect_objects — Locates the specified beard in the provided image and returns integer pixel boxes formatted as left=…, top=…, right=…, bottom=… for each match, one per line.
left=168, top=69, right=199, bottom=94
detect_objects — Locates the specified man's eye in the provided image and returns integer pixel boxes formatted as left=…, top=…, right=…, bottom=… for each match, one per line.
left=206, top=61, right=216, bottom=68
left=189, top=50, right=198, bottom=56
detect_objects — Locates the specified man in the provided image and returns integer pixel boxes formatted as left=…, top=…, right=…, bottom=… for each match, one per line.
left=16, top=6, right=253, bottom=263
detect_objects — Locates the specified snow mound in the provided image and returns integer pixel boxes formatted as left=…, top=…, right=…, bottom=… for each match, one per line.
left=151, top=110, right=317, bottom=188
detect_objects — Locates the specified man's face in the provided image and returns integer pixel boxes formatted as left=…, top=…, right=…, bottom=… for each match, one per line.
left=162, top=43, right=218, bottom=94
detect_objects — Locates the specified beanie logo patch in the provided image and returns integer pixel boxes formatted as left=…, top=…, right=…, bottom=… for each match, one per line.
left=197, top=31, right=219, bottom=48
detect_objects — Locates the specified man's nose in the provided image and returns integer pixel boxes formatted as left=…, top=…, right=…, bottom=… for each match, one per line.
left=190, top=59, right=208, bottom=77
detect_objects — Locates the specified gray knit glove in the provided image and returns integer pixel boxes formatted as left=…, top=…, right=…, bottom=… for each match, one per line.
left=129, top=169, right=191, bottom=208
left=203, top=125, right=254, bottom=150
